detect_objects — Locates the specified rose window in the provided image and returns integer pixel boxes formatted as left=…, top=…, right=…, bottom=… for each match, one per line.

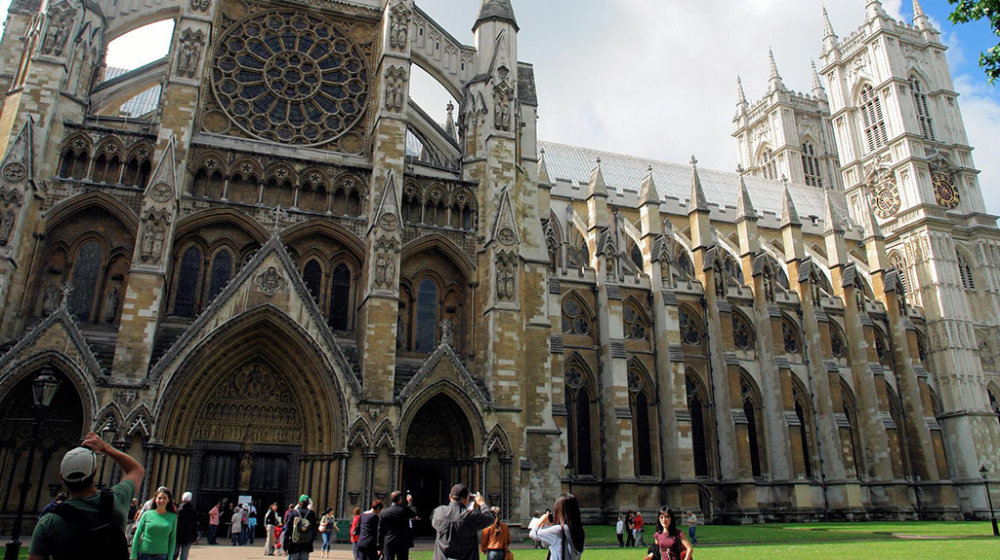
left=211, top=9, right=370, bottom=146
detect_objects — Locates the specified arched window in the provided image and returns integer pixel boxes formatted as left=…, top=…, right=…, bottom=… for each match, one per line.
left=302, top=259, right=323, bottom=303
left=801, top=142, right=822, bottom=187
left=793, top=385, right=813, bottom=478
left=330, top=264, right=351, bottom=331
left=91, top=151, right=121, bottom=184
left=860, top=85, right=887, bottom=152
left=414, top=278, right=438, bottom=352
left=957, top=250, right=975, bottom=290
left=741, top=375, right=764, bottom=477
left=173, top=246, right=202, bottom=317
left=564, top=360, right=595, bottom=476
left=686, top=375, right=710, bottom=477
left=561, top=296, right=592, bottom=336
left=628, top=366, right=654, bottom=477
left=69, top=241, right=103, bottom=321
left=630, top=242, right=643, bottom=270
left=989, top=387, right=1000, bottom=430
left=732, top=312, right=755, bottom=351
left=623, top=301, right=648, bottom=341
left=759, top=149, right=777, bottom=180
left=122, top=154, right=152, bottom=187
left=910, top=76, right=935, bottom=141
left=782, top=317, right=801, bottom=354
left=207, top=249, right=233, bottom=302
left=840, top=381, right=862, bottom=479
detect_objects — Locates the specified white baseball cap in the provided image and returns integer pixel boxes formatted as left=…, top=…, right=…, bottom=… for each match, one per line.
left=60, top=447, right=97, bottom=482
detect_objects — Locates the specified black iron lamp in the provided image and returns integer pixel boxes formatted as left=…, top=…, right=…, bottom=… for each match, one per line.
left=981, top=465, right=999, bottom=537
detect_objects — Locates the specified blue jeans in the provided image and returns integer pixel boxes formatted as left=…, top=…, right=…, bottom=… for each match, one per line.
left=289, top=552, right=311, bottom=560
left=487, top=550, right=505, bottom=560
left=322, top=531, right=332, bottom=551
left=138, top=555, right=168, bottom=560
left=208, top=524, right=217, bottom=544
left=688, top=525, right=697, bottom=543
left=353, top=541, right=362, bottom=560
left=174, top=542, right=193, bottom=560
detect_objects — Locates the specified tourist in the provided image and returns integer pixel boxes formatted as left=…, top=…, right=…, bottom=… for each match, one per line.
left=480, top=506, right=511, bottom=560
left=529, top=493, right=585, bottom=560
left=282, top=503, right=297, bottom=552
left=174, top=492, right=198, bottom=560
left=430, top=484, right=495, bottom=560
left=264, top=502, right=282, bottom=556
left=28, top=431, right=145, bottom=560
left=319, top=507, right=337, bottom=557
left=231, top=505, right=243, bottom=546
left=527, top=511, right=544, bottom=549
left=634, top=511, right=645, bottom=546
left=285, top=494, right=319, bottom=560
left=615, top=515, right=624, bottom=547
left=38, top=493, right=67, bottom=518
left=127, top=498, right=140, bottom=541
left=685, top=511, right=698, bottom=545
left=131, top=487, right=178, bottom=560
left=644, top=506, right=692, bottom=560
left=207, top=501, right=220, bottom=545
left=625, top=512, right=635, bottom=547
left=357, top=498, right=383, bottom=560
left=349, top=506, right=363, bottom=560
left=379, top=491, right=417, bottom=560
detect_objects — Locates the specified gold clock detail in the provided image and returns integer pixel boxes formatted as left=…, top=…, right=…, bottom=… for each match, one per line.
left=933, top=173, right=960, bottom=209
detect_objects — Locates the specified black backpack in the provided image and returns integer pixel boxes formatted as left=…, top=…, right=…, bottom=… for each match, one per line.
left=50, top=489, right=129, bottom=560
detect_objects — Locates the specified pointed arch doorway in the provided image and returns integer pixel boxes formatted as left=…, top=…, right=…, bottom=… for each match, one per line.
left=402, top=393, right=477, bottom=536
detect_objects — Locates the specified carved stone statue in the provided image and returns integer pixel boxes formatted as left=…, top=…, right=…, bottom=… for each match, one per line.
left=389, top=5, right=410, bottom=51
left=41, top=282, right=60, bottom=315
left=176, top=29, right=205, bottom=79
left=0, top=209, right=14, bottom=246
left=375, top=253, right=387, bottom=287
left=42, top=10, right=73, bottom=57
left=384, top=67, right=407, bottom=113
left=440, top=318, right=454, bottom=347
left=140, top=227, right=155, bottom=262
left=104, top=286, right=120, bottom=323
left=239, top=453, right=253, bottom=489
left=151, top=226, right=165, bottom=263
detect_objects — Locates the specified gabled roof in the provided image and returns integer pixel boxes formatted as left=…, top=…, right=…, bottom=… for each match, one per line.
left=538, top=140, right=848, bottom=226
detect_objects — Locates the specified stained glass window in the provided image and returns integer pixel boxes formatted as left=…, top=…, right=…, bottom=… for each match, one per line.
left=70, top=242, right=102, bottom=320
left=207, top=249, right=233, bottom=302
left=415, top=278, right=437, bottom=352
left=174, top=246, right=202, bottom=317
left=330, top=264, right=350, bottom=330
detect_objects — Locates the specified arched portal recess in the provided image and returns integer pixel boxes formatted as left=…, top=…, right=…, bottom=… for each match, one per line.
left=0, top=363, right=85, bottom=522
left=156, top=309, right=346, bottom=521
left=401, top=393, right=479, bottom=535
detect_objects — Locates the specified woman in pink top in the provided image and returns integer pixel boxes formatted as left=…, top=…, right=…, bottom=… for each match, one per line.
left=208, top=501, right=221, bottom=545
left=644, top=506, right=691, bottom=560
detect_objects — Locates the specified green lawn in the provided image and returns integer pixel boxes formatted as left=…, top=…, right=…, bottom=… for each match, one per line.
left=412, top=522, right=999, bottom=560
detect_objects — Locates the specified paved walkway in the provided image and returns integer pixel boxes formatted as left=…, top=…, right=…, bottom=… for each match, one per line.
left=180, top=543, right=356, bottom=559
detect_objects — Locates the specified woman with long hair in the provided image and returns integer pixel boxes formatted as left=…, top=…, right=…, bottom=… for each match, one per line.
left=643, top=506, right=692, bottom=560
left=529, top=493, right=585, bottom=560
left=349, top=506, right=363, bottom=560
left=319, top=507, right=337, bottom=557
left=130, top=487, right=178, bottom=560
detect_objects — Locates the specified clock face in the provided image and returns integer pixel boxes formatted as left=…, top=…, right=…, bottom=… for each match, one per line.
left=869, top=169, right=900, bottom=219
left=933, top=173, right=960, bottom=209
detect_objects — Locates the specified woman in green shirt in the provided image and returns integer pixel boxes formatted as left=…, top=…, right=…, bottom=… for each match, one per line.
left=131, top=488, right=178, bottom=560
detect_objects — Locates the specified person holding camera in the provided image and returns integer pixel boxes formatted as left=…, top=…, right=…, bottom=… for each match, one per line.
left=430, top=484, right=495, bottom=560
left=379, top=491, right=418, bottom=560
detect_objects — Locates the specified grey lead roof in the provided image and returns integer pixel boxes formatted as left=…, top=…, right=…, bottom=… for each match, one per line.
left=475, top=0, right=519, bottom=31
left=538, top=140, right=847, bottom=224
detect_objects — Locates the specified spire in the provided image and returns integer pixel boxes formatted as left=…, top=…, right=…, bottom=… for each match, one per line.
left=822, top=7, right=839, bottom=55
left=767, top=49, right=785, bottom=92
left=639, top=166, right=660, bottom=207
left=861, top=197, right=884, bottom=242
left=688, top=156, right=709, bottom=215
left=823, top=190, right=844, bottom=235
left=475, top=0, right=519, bottom=32
left=737, top=75, right=747, bottom=105
left=587, top=158, right=608, bottom=199
left=736, top=175, right=757, bottom=222
left=912, top=0, right=931, bottom=30
left=866, top=0, right=886, bottom=21
left=780, top=186, right=801, bottom=228
left=810, top=61, right=826, bottom=99
left=537, top=149, right=551, bottom=185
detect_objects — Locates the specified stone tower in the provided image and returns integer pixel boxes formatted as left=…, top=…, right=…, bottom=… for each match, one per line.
left=819, top=0, right=1000, bottom=509
left=733, top=49, right=842, bottom=190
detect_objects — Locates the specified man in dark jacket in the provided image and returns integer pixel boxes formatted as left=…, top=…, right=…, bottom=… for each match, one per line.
left=379, top=491, right=418, bottom=560
left=285, top=495, right=318, bottom=560
left=431, top=484, right=495, bottom=560
left=175, top=492, right=198, bottom=560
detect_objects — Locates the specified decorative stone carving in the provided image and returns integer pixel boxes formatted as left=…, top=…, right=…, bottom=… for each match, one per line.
left=0, top=208, right=15, bottom=246
left=41, top=5, right=75, bottom=57
left=150, top=182, right=173, bottom=203
left=194, top=362, right=302, bottom=444
left=256, top=266, right=288, bottom=296
left=384, top=66, right=407, bottom=113
left=176, top=29, right=205, bottom=79
left=373, top=237, right=397, bottom=289
left=493, top=66, right=512, bottom=132
left=2, top=162, right=26, bottom=183
left=496, top=257, right=516, bottom=302
left=497, top=227, right=516, bottom=246
left=104, top=286, right=120, bottom=323
left=41, top=282, right=60, bottom=315
left=191, top=0, right=211, bottom=11
left=440, top=318, right=454, bottom=347
left=139, top=211, right=170, bottom=264
left=389, top=3, right=410, bottom=51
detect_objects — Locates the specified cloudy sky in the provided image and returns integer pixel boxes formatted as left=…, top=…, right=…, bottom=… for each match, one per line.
left=2, top=0, right=997, bottom=214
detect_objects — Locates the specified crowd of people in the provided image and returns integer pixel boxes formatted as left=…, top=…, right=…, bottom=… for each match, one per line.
left=26, top=431, right=693, bottom=560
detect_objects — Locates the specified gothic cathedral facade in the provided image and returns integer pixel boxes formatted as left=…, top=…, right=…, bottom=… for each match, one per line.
left=0, top=0, right=997, bottom=531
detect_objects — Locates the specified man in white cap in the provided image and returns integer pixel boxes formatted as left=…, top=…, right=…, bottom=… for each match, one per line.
left=175, top=491, right=198, bottom=560
left=28, top=430, right=145, bottom=560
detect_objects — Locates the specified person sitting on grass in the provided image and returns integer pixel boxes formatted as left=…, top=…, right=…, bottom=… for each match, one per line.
left=643, top=506, right=692, bottom=560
